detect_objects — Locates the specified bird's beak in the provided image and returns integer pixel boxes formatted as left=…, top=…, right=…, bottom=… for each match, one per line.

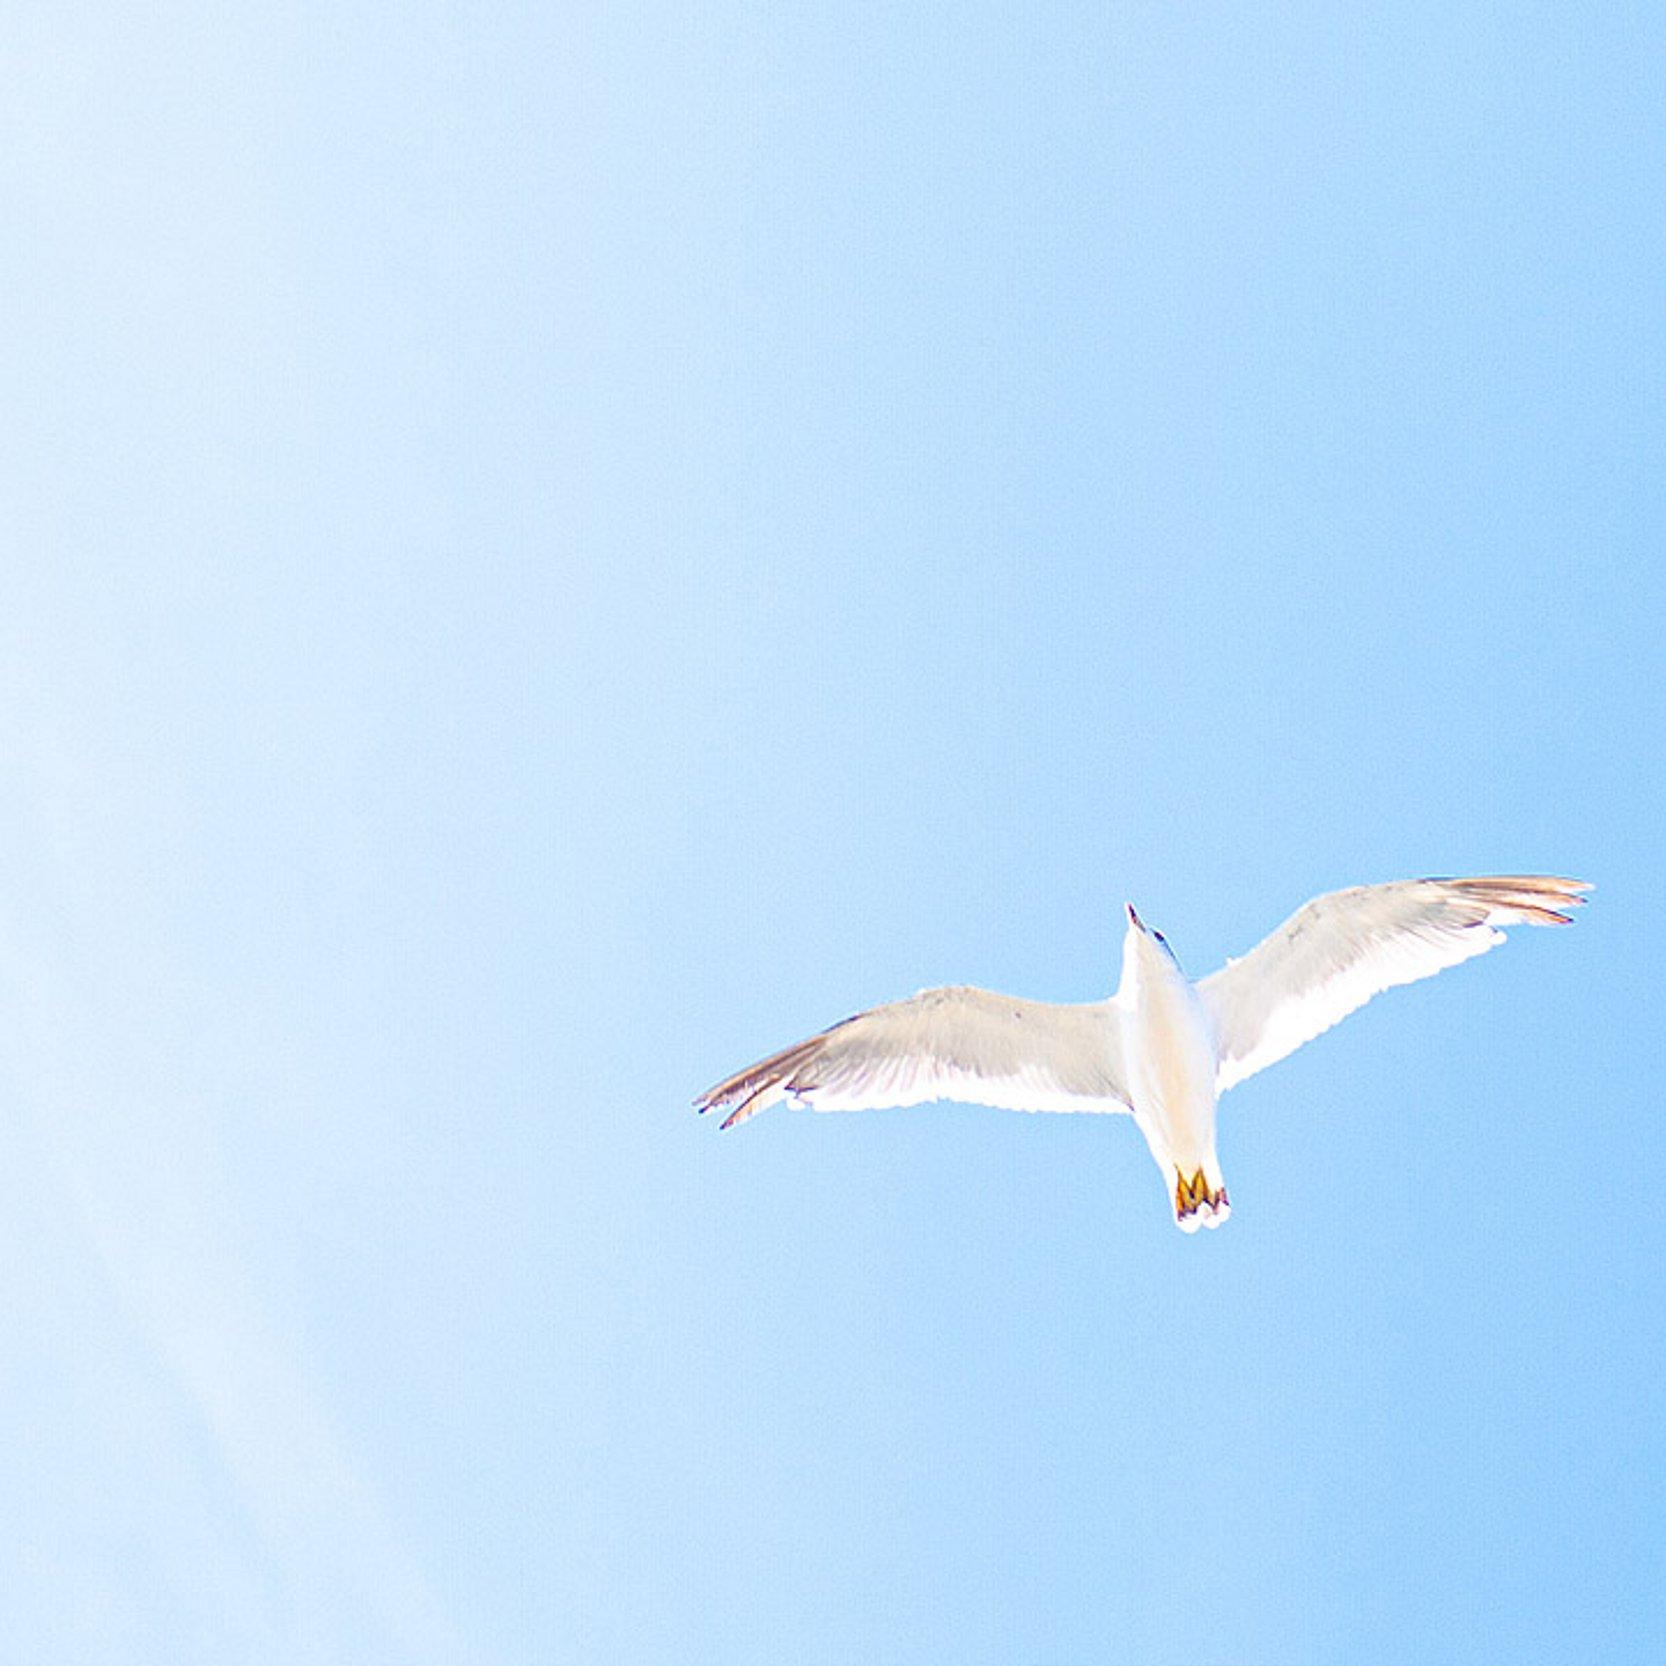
left=1125, top=902, right=1143, bottom=932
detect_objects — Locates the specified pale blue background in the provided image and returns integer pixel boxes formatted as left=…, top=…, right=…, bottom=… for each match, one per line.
left=3, top=2, right=1662, bottom=1662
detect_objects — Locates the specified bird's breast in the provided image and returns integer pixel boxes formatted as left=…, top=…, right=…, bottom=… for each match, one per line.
left=1124, top=977, right=1218, bottom=1140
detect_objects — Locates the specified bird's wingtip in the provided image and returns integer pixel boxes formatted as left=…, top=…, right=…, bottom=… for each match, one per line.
left=1442, top=875, right=1594, bottom=926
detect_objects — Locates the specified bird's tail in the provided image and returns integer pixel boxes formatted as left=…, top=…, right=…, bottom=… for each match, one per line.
left=1173, top=1166, right=1231, bottom=1233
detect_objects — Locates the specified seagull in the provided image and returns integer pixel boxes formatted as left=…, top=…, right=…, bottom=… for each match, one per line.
left=695, top=875, right=1589, bottom=1231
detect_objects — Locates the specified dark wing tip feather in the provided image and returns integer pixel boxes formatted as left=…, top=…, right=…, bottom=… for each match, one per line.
left=1426, top=873, right=1590, bottom=891
left=1441, top=875, right=1591, bottom=927
left=695, top=1032, right=831, bottom=1127
left=718, top=1097, right=764, bottom=1131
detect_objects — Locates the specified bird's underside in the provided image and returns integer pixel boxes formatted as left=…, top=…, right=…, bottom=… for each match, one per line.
left=696, top=874, right=1589, bottom=1231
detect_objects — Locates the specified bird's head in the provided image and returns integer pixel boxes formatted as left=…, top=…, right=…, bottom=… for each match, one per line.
left=1123, top=902, right=1181, bottom=980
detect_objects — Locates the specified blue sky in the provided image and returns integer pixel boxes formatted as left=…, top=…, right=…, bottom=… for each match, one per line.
left=3, top=2, right=1662, bottom=1661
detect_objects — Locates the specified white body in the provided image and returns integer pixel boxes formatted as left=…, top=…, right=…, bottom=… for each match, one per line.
left=696, top=875, right=1588, bottom=1231
left=1117, top=908, right=1230, bottom=1230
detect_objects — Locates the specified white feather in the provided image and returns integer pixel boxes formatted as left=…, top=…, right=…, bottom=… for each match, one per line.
left=1197, top=876, right=1588, bottom=1093
left=694, top=985, right=1132, bottom=1127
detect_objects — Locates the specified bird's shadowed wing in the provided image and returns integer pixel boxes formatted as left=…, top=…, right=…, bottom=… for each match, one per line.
left=695, top=985, right=1132, bottom=1129
left=1197, top=875, right=1590, bottom=1093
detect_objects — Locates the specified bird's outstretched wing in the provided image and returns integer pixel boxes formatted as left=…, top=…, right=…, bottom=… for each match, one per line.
left=695, top=985, right=1131, bottom=1129
left=1197, top=875, right=1589, bottom=1093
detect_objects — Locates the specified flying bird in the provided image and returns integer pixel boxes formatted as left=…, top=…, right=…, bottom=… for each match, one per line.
left=695, top=875, right=1589, bottom=1231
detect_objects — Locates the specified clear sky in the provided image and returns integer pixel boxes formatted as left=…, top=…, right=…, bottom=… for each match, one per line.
left=3, top=2, right=1662, bottom=1662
